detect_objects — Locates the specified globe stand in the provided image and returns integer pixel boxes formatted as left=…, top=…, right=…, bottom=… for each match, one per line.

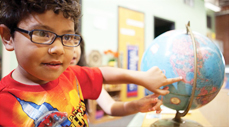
left=150, top=111, right=203, bottom=127
left=150, top=22, right=203, bottom=127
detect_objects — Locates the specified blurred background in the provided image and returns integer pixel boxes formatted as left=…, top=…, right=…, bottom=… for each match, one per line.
left=0, top=0, right=228, bottom=126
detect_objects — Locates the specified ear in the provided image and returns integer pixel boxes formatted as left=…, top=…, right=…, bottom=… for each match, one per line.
left=0, top=24, right=14, bottom=51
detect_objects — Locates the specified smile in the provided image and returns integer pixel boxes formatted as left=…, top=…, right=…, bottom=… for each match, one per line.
left=42, top=62, right=63, bottom=70
left=43, top=63, right=62, bottom=65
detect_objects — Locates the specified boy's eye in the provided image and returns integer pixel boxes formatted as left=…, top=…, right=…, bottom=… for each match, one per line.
left=33, top=31, right=50, bottom=37
left=63, top=35, right=72, bottom=40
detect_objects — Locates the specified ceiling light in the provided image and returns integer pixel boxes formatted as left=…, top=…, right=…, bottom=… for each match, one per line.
left=205, top=2, right=221, bottom=12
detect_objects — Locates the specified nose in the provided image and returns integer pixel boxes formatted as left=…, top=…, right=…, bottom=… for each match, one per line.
left=48, top=37, right=64, bottom=55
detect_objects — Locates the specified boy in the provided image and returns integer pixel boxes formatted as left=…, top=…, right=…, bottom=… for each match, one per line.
left=0, top=0, right=182, bottom=126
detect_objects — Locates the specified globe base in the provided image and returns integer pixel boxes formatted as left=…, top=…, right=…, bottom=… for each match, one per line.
left=150, top=118, right=203, bottom=127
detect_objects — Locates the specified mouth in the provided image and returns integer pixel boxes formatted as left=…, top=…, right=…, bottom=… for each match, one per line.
left=42, top=63, right=63, bottom=66
left=42, top=61, right=63, bottom=69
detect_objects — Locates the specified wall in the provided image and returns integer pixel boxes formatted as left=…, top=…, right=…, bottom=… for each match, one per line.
left=81, top=0, right=207, bottom=60
left=216, top=6, right=229, bottom=65
left=1, top=42, right=18, bottom=78
left=0, top=38, right=18, bottom=78
left=206, top=8, right=216, bottom=33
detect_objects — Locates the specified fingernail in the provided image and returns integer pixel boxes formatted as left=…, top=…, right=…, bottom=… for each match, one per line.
left=180, top=76, right=183, bottom=79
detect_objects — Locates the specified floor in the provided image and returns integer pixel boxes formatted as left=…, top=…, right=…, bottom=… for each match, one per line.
left=89, top=114, right=136, bottom=127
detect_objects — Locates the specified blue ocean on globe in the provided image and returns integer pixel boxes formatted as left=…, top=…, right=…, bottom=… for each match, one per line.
left=141, top=30, right=225, bottom=110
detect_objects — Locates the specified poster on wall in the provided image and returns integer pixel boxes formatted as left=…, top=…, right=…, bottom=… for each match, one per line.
left=224, top=68, right=229, bottom=90
left=118, top=7, right=144, bottom=100
left=127, top=45, right=139, bottom=97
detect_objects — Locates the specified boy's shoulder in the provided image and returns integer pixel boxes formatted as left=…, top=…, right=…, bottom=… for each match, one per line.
left=0, top=81, right=5, bottom=92
left=66, top=65, right=103, bottom=82
left=67, top=65, right=102, bottom=76
left=0, top=72, right=12, bottom=92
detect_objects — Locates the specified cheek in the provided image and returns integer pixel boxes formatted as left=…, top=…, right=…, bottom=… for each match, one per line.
left=15, top=47, right=44, bottom=68
left=65, top=48, right=74, bottom=63
left=75, top=47, right=81, bottom=57
left=13, top=39, right=39, bottom=65
left=76, top=50, right=81, bottom=58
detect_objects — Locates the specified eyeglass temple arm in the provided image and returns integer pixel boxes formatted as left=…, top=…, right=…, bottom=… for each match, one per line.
left=15, top=27, right=29, bottom=34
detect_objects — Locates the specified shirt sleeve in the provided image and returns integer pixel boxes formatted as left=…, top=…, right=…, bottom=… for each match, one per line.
left=69, top=65, right=103, bottom=99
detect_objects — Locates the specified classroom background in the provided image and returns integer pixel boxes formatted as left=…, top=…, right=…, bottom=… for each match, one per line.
left=0, top=0, right=228, bottom=126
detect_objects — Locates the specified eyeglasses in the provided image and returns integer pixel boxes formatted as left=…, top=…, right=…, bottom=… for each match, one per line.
left=14, top=27, right=81, bottom=47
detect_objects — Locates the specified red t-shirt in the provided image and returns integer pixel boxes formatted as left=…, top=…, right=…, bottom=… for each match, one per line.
left=0, top=66, right=103, bottom=127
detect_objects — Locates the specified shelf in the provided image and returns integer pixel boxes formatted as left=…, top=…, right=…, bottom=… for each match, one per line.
left=103, top=84, right=122, bottom=92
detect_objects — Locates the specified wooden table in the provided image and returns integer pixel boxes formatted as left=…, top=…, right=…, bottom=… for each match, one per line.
left=141, top=109, right=211, bottom=127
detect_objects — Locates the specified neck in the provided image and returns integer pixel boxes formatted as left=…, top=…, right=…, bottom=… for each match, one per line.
left=12, top=66, right=48, bottom=85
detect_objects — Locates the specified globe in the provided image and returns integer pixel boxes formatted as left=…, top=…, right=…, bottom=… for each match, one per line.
left=141, top=29, right=225, bottom=112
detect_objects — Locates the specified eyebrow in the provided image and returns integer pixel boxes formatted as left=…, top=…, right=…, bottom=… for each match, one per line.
left=28, top=24, right=75, bottom=33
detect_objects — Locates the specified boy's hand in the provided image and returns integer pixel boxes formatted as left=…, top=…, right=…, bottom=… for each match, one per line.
left=141, top=66, right=183, bottom=95
left=99, top=66, right=182, bottom=96
left=134, top=93, right=162, bottom=114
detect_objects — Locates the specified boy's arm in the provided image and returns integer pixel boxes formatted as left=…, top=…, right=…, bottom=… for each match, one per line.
left=96, top=88, right=163, bottom=116
left=99, top=66, right=182, bottom=95
left=96, top=88, right=115, bottom=115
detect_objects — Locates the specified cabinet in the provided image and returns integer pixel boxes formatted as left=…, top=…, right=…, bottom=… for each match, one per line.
left=87, top=84, right=122, bottom=124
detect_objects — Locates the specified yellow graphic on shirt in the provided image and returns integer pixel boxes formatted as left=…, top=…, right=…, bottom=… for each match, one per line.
left=68, top=89, right=88, bottom=127
left=69, top=90, right=79, bottom=106
left=69, top=101, right=88, bottom=127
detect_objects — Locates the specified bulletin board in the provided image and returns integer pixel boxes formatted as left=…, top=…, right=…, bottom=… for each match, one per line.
left=118, top=7, right=145, bottom=101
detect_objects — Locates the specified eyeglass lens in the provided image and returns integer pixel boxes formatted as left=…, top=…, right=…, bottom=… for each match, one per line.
left=31, top=30, right=80, bottom=46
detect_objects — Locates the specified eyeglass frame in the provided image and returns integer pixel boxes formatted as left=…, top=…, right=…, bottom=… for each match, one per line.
left=14, top=27, right=81, bottom=47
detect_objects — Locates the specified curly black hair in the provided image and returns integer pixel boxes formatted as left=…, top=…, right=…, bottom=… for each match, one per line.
left=0, top=0, right=81, bottom=35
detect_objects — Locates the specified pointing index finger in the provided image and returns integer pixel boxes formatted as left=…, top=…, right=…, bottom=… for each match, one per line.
left=165, top=76, right=183, bottom=85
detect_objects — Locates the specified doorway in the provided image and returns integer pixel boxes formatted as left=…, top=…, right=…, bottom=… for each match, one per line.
left=154, top=17, right=175, bottom=38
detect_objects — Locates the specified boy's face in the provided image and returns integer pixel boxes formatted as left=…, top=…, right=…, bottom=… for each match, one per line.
left=9, top=10, right=75, bottom=84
